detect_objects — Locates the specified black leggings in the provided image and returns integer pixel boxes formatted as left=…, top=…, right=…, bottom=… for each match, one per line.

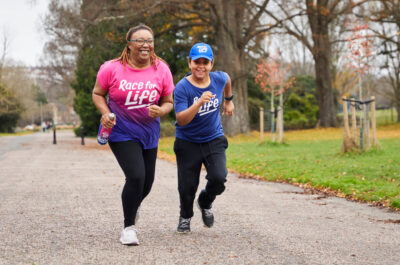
left=109, top=141, right=157, bottom=228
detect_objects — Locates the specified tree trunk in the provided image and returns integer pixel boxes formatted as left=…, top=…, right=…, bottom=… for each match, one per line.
left=211, top=0, right=249, bottom=135
left=395, top=71, right=400, bottom=123
left=307, top=0, right=337, bottom=127
left=314, top=54, right=337, bottom=126
left=220, top=50, right=249, bottom=135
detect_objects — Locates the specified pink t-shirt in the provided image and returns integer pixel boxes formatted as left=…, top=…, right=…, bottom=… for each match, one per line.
left=97, top=59, right=174, bottom=148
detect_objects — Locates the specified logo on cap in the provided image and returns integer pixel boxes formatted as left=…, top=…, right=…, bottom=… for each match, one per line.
left=189, top=43, right=213, bottom=60
left=198, top=46, right=208, bottom=53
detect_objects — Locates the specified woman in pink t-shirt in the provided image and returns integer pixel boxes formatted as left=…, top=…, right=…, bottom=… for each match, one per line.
left=92, top=24, right=174, bottom=245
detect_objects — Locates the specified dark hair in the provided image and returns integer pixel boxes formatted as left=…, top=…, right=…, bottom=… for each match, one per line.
left=116, top=24, right=165, bottom=69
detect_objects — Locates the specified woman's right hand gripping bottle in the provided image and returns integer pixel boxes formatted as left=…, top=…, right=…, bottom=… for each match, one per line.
left=97, top=113, right=115, bottom=145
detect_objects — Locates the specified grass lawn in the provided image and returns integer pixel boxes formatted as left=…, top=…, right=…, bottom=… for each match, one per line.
left=376, top=108, right=398, bottom=126
left=158, top=124, right=400, bottom=209
left=0, top=131, right=33, bottom=137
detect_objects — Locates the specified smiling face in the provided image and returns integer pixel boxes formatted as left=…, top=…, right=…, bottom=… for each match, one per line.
left=188, top=58, right=213, bottom=81
left=128, top=29, right=154, bottom=66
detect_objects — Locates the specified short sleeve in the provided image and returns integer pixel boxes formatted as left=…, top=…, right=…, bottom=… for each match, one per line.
left=160, top=62, right=175, bottom=97
left=173, top=83, right=189, bottom=114
left=218, top=71, right=229, bottom=88
left=96, top=61, right=114, bottom=91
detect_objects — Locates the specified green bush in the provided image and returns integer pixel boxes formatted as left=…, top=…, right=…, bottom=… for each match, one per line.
left=160, top=121, right=175, bottom=137
left=0, top=83, right=24, bottom=133
left=73, top=126, right=88, bottom=138
left=247, top=75, right=318, bottom=131
left=284, top=75, right=318, bottom=129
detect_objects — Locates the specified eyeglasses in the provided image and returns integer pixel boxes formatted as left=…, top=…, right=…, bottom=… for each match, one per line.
left=128, top=39, right=154, bottom=46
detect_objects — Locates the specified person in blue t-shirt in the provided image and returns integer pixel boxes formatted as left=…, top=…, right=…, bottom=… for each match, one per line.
left=173, top=43, right=234, bottom=233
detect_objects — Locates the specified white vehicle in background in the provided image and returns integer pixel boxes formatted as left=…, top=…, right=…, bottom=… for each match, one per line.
left=23, top=125, right=35, bottom=131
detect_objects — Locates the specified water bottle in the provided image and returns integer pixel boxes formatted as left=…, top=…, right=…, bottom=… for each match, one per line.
left=97, top=113, right=115, bottom=145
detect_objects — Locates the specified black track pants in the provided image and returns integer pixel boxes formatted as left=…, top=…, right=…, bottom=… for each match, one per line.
left=174, top=136, right=228, bottom=219
left=109, top=141, right=157, bottom=227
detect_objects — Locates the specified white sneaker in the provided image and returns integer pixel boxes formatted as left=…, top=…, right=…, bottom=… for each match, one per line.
left=120, top=225, right=139, bottom=245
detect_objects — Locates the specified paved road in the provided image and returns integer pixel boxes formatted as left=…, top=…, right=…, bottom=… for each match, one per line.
left=0, top=131, right=399, bottom=265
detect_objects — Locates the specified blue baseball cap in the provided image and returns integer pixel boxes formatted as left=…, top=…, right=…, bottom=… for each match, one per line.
left=189, top=43, right=213, bottom=61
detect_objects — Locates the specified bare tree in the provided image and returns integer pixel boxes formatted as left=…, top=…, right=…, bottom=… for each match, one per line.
left=362, top=0, right=400, bottom=121
left=39, top=0, right=84, bottom=112
left=0, top=30, right=11, bottom=81
left=264, top=0, right=370, bottom=127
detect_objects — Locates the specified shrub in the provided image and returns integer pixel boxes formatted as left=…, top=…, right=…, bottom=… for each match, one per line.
left=160, top=121, right=175, bottom=137
left=283, top=75, right=318, bottom=129
left=0, top=83, right=24, bottom=133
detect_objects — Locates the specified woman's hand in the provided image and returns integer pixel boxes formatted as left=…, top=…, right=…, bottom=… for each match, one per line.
left=147, top=94, right=173, bottom=119
left=147, top=104, right=164, bottom=118
left=100, top=113, right=116, bottom=129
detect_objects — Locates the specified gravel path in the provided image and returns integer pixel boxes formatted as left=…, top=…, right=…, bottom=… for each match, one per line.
left=0, top=130, right=399, bottom=265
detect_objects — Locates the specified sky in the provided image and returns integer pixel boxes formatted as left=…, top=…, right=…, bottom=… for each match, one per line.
left=0, top=0, right=50, bottom=66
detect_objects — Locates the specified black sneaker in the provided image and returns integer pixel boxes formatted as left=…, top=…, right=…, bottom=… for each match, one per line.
left=197, top=199, right=214, bottom=228
left=177, top=216, right=191, bottom=233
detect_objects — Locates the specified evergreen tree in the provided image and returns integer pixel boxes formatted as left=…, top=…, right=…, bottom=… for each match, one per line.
left=0, top=83, right=24, bottom=132
left=72, top=21, right=126, bottom=136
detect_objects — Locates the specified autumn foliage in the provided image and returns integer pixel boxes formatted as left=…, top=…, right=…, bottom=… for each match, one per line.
left=345, top=19, right=374, bottom=76
left=254, top=54, right=295, bottom=96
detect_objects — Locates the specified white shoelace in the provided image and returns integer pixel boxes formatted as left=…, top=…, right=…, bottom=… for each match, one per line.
left=203, top=209, right=213, bottom=217
left=181, top=218, right=191, bottom=226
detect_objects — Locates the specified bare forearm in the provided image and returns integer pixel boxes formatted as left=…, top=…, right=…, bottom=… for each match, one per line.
left=176, top=101, right=202, bottom=126
left=92, top=93, right=110, bottom=115
left=224, top=76, right=232, bottom=98
left=159, top=102, right=173, bottom=117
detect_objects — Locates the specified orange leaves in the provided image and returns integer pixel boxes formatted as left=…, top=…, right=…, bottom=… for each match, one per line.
left=344, top=18, right=375, bottom=75
left=254, top=51, right=295, bottom=95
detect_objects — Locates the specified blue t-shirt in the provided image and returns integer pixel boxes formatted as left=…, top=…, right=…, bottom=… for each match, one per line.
left=174, top=71, right=228, bottom=143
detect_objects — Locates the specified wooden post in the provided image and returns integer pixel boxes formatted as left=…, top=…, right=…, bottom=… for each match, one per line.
left=277, top=106, right=283, bottom=143
left=270, top=106, right=275, bottom=142
left=342, top=98, right=350, bottom=139
left=364, top=104, right=370, bottom=148
left=351, top=100, right=357, bottom=142
left=276, top=107, right=280, bottom=140
left=371, top=96, right=377, bottom=146
left=391, top=104, right=394, bottom=122
left=260, top=107, right=264, bottom=143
